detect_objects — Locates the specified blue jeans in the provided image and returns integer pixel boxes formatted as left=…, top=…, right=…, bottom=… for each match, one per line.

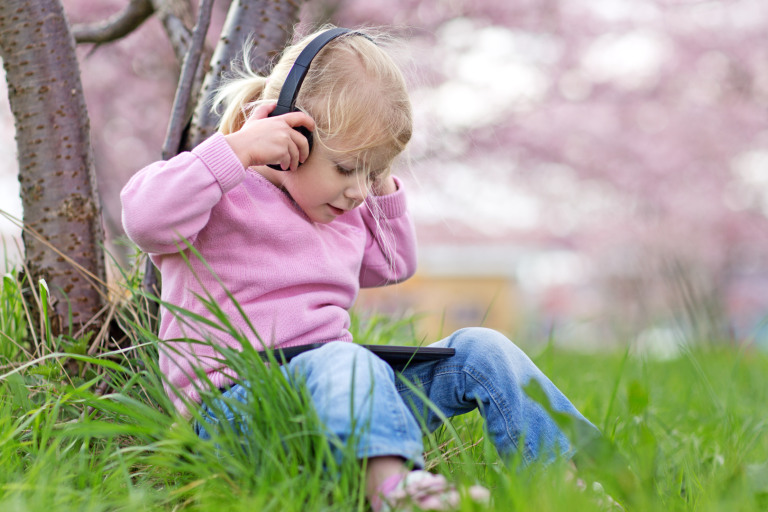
left=195, top=327, right=597, bottom=468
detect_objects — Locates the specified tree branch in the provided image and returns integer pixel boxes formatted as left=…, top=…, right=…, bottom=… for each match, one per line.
left=150, top=0, right=196, bottom=63
left=72, top=0, right=155, bottom=45
left=153, top=0, right=211, bottom=135
left=162, top=0, right=214, bottom=160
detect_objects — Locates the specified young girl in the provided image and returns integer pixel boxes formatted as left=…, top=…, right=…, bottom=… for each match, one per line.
left=121, top=26, right=597, bottom=511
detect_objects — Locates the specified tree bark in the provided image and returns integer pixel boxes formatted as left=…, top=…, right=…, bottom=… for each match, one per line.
left=0, top=0, right=106, bottom=333
left=183, top=0, right=302, bottom=150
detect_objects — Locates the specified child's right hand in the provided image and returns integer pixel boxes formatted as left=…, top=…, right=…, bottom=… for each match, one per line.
left=223, top=101, right=316, bottom=172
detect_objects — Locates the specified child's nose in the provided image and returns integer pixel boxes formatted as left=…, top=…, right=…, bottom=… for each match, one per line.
left=345, top=183, right=367, bottom=206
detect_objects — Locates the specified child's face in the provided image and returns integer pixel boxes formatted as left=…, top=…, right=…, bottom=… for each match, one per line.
left=263, top=142, right=381, bottom=224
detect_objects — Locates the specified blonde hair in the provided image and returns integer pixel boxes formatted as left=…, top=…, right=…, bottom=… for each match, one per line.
left=213, top=25, right=413, bottom=181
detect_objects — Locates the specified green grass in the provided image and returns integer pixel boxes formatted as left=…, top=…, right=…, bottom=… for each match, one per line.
left=1, top=256, right=768, bottom=512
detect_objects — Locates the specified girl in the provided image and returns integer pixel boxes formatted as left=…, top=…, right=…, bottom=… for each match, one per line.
left=121, top=26, right=598, bottom=511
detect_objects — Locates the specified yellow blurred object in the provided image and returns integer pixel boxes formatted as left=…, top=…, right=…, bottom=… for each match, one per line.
left=356, top=273, right=520, bottom=342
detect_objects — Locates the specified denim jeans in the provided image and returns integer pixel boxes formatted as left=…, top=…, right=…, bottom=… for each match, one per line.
left=195, top=327, right=598, bottom=468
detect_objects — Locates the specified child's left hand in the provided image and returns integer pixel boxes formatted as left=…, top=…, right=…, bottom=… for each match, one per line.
left=371, top=175, right=397, bottom=196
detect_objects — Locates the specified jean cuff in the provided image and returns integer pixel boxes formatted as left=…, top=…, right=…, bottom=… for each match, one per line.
left=357, top=441, right=425, bottom=470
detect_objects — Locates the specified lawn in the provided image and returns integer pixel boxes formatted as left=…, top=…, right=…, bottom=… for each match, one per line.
left=1, top=262, right=767, bottom=512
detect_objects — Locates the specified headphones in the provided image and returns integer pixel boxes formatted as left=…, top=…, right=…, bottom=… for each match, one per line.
left=266, top=28, right=370, bottom=171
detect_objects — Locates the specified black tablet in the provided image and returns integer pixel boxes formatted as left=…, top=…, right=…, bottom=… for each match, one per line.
left=257, top=343, right=455, bottom=369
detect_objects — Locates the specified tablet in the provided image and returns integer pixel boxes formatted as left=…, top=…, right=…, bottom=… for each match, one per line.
left=257, top=343, right=455, bottom=369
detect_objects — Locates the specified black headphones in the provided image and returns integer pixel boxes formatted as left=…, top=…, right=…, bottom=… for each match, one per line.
left=266, top=28, right=369, bottom=171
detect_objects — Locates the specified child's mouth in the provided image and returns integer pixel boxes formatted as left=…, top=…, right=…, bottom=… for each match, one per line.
left=328, top=204, right=346, bottom=216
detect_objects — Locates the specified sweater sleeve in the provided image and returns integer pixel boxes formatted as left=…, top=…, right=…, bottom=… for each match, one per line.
left=121, top=133, right=246, bottom=255
left=358, top=176, right=418, bottom=288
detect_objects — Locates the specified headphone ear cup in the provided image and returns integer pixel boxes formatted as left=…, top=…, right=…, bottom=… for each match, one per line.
left=267, top=126, right=313, bottom=171
left=296, top=125, right=314, bottom=161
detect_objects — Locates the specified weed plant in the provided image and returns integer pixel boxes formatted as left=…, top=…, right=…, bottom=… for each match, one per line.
left=0, top=250, right=767, bottom=512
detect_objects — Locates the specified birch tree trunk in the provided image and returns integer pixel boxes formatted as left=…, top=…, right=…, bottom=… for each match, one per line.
left=0, top=0, right=105, bottom=334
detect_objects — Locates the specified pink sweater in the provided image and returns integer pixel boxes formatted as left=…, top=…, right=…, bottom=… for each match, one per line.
left=121, top=133, right=417, bottom=418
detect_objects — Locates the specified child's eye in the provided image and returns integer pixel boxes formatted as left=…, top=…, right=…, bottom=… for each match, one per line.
left=336, top=165, right=356, bottom=176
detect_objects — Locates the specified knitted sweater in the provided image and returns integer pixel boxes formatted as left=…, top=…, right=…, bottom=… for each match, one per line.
left=121, top=133, right=417, bottom=418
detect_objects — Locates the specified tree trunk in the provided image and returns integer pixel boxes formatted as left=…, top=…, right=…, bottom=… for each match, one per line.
left=0, top=0, right=105, bottom=334
left=183, top=0, right=302, bottom=150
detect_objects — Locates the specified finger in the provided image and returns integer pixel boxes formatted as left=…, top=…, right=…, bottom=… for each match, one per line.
left=286, top=136, right=300, bottom=171
left=280, top=153, right=291, bottom=171
left=248, top=100, right=277, bottom=121
left=282, top=111, right=316, bottom=133
left=289, top=128, right=311, bottom=164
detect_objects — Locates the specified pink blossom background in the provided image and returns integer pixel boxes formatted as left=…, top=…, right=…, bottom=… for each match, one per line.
left=1, top=0, right=768, bottom=348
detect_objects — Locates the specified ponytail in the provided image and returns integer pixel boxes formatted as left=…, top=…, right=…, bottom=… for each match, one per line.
left=213, top=74, right=268, bottom=135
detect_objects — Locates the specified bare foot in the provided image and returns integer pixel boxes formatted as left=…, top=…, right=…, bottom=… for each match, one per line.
left=365, top=456, right=409, bottom=501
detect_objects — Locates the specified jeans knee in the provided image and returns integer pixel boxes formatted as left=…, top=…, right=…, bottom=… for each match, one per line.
left=448, top=328, right=533, bottom=376
left=450, top=327, right=517, bottom=355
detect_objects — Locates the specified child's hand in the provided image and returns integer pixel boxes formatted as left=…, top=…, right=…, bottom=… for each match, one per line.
left=223, top=101, right=316, bottom=172
left=371, top=174, right=398, bottom=196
